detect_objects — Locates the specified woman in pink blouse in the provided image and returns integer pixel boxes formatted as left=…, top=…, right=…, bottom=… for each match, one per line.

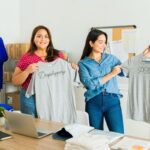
left=12, top=25, right=73, bottom=117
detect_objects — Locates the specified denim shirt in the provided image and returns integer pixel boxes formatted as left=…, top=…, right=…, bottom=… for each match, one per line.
left=78, top=53, right=123, bottom=101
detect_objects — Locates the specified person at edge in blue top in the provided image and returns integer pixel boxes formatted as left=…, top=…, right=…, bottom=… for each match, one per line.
left=78, top=29, right=124, bottom=133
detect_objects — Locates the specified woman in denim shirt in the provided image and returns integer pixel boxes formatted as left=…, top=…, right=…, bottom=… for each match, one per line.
left=78, top=29, right=124, bottom=133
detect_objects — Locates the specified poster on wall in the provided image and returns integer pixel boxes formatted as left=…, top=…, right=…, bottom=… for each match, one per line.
left=92, top=25, right=137, bottom=62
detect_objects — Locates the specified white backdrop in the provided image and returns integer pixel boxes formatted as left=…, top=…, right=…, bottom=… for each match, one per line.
left=20, top=0, right=150, bottom=62
left=0, top=0, right=20, bottom=43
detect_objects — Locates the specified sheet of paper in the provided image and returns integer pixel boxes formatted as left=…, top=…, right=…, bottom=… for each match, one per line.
left=111, top=136, right=150, bottom=150
left=122, top=29, right=137, bottom=53
left=109, top=40, right=128, bottom=62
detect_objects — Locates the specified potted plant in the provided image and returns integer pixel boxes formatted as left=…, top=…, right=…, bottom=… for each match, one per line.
left=0, top=106, right=5, bottom=126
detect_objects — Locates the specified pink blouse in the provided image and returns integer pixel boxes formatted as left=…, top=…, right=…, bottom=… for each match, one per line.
left=17, top=51, right=64, bottom=90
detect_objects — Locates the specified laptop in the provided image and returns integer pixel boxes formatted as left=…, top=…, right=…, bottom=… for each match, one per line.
left=4, top=110, right=56, bottom=138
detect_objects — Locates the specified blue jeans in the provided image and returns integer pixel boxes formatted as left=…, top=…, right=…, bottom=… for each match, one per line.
left=20, top=88, right=37, bottom=118
left=86, top=92, right=124, bottom=133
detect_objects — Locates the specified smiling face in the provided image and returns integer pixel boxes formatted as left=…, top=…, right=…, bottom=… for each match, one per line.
left=90, top=34, right=107, bottom=54
left=34, top=29, right=50, bottom=50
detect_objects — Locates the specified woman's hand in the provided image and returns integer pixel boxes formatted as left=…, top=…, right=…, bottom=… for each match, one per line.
left=101, top=65, right=121, bottom=84
left=25, top=63, right=38, bottom=74
left=12, top=63, right=38, bottom=86
left=143, top=45, right=150, bottom=56
left=111, top=65, right=121, bottom=75
left=71, top=63, right=79, bottom=70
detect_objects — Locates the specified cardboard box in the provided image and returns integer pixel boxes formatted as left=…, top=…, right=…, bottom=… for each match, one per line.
left=6, top=92, right=20, bottom=110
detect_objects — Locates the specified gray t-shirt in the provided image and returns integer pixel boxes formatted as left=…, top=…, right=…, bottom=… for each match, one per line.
left=122, top=53, right=150, bottom=123
left=26, top=58, right=80, bottom=124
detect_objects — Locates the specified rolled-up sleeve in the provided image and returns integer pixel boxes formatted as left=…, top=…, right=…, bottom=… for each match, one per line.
left=113, top=55, right=124, bottom=77
left=78, top=62, right=103, bottom=90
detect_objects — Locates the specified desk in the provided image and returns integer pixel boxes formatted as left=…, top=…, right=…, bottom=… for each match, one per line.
left=0, top=119, right=65, bottom=150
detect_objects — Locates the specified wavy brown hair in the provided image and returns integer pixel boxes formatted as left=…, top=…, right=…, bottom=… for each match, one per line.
left=27, top=25, right=59, bottom=62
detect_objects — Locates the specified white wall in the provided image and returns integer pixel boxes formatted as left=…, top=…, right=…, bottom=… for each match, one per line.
left=0, top=0, right=20, bottom=44
left=1, top=0, right=150, bottom=139
left=20, top=0, right=150, bottom=62
left=1, top=0, right=150, bottom=57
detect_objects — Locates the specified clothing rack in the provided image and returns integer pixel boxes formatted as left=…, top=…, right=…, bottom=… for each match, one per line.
left=91, top=25, right=136, bottom=30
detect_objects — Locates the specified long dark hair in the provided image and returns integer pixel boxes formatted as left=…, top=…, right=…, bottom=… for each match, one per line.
left=80, top=29, right=108, bottom=60
left=27, top=25, right=59, bottom=62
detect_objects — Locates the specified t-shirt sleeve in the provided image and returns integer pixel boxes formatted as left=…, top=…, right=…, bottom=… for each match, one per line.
left=58, top=51, right=65, bottom=59
left=121, top=59, right=131, bottom=77
left=68, top=63, right=82, bottom=87
left=25, top=73, right=35, bottom=98
left=0, top=37, right=8, bottom=62
left=111, top=54, right=124, bottom=77
left=16, top=53, right=28, bottom=71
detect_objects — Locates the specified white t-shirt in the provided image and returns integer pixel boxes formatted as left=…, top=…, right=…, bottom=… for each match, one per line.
left=26, top=58, right=80, bottom=124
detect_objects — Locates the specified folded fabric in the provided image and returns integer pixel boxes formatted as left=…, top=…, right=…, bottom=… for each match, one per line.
left=64, top=124, right=94, bottom=137
left=64, top=143, right=85, bottom=150
left=64, top=143, right=109, bottom=150
left=65, top=133, right=110, bottom=150
left=52, top=124, right=94, bottom=141
left=65, top=143, right=109, bottom=150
